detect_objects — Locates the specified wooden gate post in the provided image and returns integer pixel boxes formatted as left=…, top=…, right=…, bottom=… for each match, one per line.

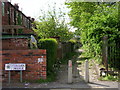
left=102, top=36, right=108, bottom=72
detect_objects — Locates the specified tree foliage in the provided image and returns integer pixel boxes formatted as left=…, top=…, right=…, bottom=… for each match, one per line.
left=33, top=4, right=74, bottom=42
left=66, top=2, right=120, bottom=64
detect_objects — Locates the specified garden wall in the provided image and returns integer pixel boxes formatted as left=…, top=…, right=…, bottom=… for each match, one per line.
left=2, top=38, right=29, bottom=50
left=1, top=49, right=46, bottom=82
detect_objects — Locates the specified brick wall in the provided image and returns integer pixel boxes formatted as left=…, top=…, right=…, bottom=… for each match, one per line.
left=2, top=2, right=9, bottom=25
left=2, top=38, right=29, bottom=50
left=2, top=2, right=34, bottom=34
left=1, top=49, right=46, bottom=82
left=23, top=28, right=34, bottom=34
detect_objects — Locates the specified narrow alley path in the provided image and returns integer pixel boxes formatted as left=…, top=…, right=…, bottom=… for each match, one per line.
left=2, top=49, right=119, bottom=89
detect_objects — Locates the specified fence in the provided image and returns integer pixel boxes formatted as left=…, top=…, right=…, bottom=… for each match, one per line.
left=102, top=36, right=120, bottom=70
left=57, top=42, right=72, bottom=59
left=57, top=42, right=77, bottom=60
left=108, top=38, right=120, bottom=70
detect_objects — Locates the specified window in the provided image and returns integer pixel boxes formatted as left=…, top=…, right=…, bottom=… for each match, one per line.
left=12, top=9, right=14, bottom=23
left=16, top=11, right=18, bottom=24
left=2, top=2, right=5, bottom=16
left=10, top=8, right=11, bottom=19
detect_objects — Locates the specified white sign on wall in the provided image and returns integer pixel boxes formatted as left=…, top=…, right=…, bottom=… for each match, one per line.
left=5, top=63, right=26, bottom=71
left=38, top=57, right=44, bottom=63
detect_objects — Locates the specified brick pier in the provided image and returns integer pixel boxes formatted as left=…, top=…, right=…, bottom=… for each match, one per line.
left=1, top=49, right=47, bottom=82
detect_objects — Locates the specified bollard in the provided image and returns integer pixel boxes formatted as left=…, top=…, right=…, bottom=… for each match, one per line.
left=119, top=82, right=120, bottom=90
left=68, top=60, right=72, bottom=83
left=85, top=60, right=89, bottom=83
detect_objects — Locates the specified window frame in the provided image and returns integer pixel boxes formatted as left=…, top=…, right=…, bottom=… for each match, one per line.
left=2, top=2, right=5, bottom=16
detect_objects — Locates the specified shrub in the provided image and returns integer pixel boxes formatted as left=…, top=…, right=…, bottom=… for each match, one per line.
left=38, top=38, right=58, bottom=76
left=98, top=74, right=119, bottom=81
left=68, top=39, right=77, bottom=44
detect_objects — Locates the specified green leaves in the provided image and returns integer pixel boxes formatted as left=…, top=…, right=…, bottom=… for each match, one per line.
left=66, top=2, right=119, bottom=63
left=33, top=4, right=74, bottom=42
left=38, top=38, right=58, bottom=75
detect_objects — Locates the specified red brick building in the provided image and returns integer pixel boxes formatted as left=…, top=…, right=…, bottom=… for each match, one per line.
left=0, top=1, right=47, bottom=82
left=1, top=1, right=35, bottom=50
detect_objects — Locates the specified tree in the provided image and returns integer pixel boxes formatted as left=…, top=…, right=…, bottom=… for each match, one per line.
left=65, top=1, right=119, bottom=63
left=33, top=4, right=74, bottom=42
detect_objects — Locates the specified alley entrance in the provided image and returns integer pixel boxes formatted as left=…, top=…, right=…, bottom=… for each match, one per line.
left=2, top=49, right=119, bottom=89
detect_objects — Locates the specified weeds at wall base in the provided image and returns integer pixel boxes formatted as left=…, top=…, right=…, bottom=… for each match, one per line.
left=98, top=74, right=119, bottom=81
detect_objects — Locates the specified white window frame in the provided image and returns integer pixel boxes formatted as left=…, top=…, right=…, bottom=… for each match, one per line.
left=2, top=2, right=5, bottom=16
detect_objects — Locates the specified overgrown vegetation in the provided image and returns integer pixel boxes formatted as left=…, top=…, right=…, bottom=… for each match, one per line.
left=37, top=39, right=77, bottom=82
left=99, top=74, right=119, bottom=81
left=65, top=2, right=120, bottom=69
left=33, top=4, right=74, bottom=42
left=68, top=39, right=76, bottom=44
left=35, top=75, right=56, bottom=83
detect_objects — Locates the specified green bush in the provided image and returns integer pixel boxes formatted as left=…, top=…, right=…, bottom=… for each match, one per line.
left=98, top=74, right=119, bottom=81
left=38, top=38, right=58, bottom=76
left=68, top=39, right=77, bottom=44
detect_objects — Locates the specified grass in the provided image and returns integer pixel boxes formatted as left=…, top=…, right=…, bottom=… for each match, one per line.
left=23, top=74, right=56, bottom=83
left=98, top=74, right=119, bottom=81
left=35, top=76, right=54, bottom=83
left=79, top=48, right=120, bottom=82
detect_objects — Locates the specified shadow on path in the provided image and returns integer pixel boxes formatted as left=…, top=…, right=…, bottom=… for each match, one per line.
left=89, top=82, right=109, bottom=87
left=2, top=49, right=118, bottom=89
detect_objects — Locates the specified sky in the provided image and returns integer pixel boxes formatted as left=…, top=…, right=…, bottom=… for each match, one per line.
left=8, top=0, right=69, bottom=20
left=5, top=0, right=120, bottom=32
left=7, top=0, right=76, bottom=32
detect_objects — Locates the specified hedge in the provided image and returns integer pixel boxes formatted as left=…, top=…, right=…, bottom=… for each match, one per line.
left=38, top=38, right=58, bottom=75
